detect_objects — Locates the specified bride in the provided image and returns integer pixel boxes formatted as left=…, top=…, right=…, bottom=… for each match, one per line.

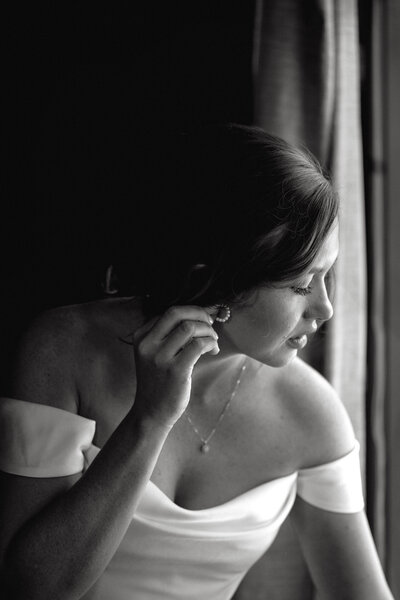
left=0, top=124, right=393, bottom=599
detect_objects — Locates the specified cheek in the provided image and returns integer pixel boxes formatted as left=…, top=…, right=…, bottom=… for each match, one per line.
left=243, top=301, right=295, bottom=341
left=262, top=295, right=304, bottom=334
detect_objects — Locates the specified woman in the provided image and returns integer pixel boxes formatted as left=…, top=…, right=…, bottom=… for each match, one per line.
left=0, top=124, right=394, bottom=599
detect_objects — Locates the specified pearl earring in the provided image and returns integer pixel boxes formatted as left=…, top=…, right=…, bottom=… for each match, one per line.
left=215, top=304, right=231, bottom=323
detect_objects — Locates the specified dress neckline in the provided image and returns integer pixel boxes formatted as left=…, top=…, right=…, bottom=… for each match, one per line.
left=89, top=441, right=296, bottom=513
left=146, top=473, right=297, bottom=514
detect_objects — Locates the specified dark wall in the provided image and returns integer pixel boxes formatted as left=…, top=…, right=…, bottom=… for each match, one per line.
left=2, top=4, right=255, bottom=390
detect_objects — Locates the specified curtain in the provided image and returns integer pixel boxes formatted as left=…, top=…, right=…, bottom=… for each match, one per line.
left=376, top=1, right=400, bottom=595
left=362, top=0, right=387, bottom=566
left=234, top=1, right=366, bottom=598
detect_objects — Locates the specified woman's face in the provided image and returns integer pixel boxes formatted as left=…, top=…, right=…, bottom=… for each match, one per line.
left=218, top=223, right=339, bottom=367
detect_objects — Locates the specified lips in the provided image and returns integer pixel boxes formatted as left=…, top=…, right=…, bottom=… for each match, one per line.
left=287, top=334, right=308, bottom=350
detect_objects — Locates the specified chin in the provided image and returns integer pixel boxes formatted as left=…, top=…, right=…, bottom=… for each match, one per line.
left=251, top=347, right=298, bottom=369
left=268, top=356, right=296, bottom=368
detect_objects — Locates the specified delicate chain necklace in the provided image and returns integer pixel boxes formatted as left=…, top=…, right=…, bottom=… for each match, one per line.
left=185, top=358, right=247, bottom=454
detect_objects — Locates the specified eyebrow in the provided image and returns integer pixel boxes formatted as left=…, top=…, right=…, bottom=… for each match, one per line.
left=309, top=257, right=338, bottom=275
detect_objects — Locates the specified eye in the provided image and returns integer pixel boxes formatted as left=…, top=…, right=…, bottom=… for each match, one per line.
left=291, top=285, right=313, bottom=296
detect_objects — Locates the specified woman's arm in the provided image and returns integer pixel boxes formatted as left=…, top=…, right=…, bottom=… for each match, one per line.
left=0, top=305, right=219, bottom=600
left=1, top=410, right=171, bottom=600
left=280, top=360, right=394, bottom=599
left=291, top=498, right=394, bottom=600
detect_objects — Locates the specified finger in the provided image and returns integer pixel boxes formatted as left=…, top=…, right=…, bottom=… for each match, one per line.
left=204, top=305, right=220, bottom=321
left=174, top=336, right=220, bottom=369
left=157, top=321, right=218, bottom=361
left=133, top=315, right=160, bottom=344
left=145, top=306, right=215, bottom=344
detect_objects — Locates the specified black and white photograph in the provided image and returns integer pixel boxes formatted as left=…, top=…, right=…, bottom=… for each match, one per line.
left=1, top=2, right=399, bottom=599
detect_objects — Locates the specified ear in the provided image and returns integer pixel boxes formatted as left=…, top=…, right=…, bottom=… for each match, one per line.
left=180, top=263, right=213, bottom=304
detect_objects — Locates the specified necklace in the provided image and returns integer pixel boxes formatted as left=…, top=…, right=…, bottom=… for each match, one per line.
left=185, top=358, right=247, bottom=454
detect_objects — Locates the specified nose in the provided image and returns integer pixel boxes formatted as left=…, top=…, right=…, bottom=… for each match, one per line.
left=305, top=284, right=334, bottom=323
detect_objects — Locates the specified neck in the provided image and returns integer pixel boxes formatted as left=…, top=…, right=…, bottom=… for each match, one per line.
left=191, top=352, right=247, bottom=407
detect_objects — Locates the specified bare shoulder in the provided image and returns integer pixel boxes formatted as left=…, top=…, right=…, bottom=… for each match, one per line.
left=10, top=302, right=91, bottom=412
left=9, top=297, right=140, bottom=413
left=271, top=357, right=356, bottom=468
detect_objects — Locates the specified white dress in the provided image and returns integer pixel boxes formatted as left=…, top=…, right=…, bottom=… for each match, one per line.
left=0, top=397, right=365, bottom=600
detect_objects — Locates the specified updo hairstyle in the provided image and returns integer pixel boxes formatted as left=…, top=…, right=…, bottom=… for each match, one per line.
left=113, top=124, right=338, bottom=317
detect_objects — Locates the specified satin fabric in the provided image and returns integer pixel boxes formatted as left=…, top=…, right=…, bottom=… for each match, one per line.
left=0, top=397, right=365, bottom=599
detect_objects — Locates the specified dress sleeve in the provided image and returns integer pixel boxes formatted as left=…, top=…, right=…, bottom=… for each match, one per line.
left=0, top=397, right=96, bottom=478
left=296, top=441, right=365, bottom=513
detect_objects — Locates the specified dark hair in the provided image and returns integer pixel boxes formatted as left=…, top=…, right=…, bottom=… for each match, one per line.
left=113, top=124, right=338, bottom=317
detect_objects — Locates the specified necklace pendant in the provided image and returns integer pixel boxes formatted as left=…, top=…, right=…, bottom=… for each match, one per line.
left=186, top=357, right=247, bottom=454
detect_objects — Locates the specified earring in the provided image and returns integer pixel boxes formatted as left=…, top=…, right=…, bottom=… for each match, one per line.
left=215, top=304, right=231, bottom=323
left=102, top=265, right=119, bottom=295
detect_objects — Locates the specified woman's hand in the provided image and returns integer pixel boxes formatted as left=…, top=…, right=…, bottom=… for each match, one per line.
left=132, top=306, right=219, bottom=430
